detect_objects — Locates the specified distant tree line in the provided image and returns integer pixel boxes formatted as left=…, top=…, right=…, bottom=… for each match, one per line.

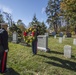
left=46, top=0, right=76, bottom=34
left=0, top=10, right=47, bottom=37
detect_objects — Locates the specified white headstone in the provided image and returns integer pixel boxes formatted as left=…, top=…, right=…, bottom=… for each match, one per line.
left=54, top=35, right=56, bottom=39
left=64, top=45, right=71, bottom=58
left=59, top=37, right=62, bottom=43
left=45, top=33, right=49, bottom=37
left=63, top=35, right=66, bottom=40
left=73, top=39, right=76, bottom=45
left=12, top=31, right=18, bottom=43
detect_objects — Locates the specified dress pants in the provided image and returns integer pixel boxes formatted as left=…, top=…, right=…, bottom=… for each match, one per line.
left=32, top=40, right=37, bottom=55
left=0, top=51, right=7, bottom=73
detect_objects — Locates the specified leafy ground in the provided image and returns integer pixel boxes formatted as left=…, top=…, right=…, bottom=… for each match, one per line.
left=0, top=37, right=76, bottom=75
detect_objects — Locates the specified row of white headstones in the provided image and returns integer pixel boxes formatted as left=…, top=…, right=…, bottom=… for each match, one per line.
left=54, top=35, right=76, bottom=58
left=13, top=32, right=75, bottom=59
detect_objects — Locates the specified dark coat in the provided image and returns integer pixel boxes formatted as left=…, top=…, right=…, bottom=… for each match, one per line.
left=34, top=28, right=39, bottom=41
left=0, top=28, right=8, bottom=51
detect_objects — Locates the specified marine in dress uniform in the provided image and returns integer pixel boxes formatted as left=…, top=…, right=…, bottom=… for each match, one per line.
left=32, top=25, right=39, bottom=55
left=0, top=23, right=8, bottom=73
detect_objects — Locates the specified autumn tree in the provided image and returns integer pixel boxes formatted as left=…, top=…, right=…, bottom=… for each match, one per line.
left=29, top=14, right=47, bottom=35
left=40, top=22, right=47, bottom=34
left=9, top=23, right=22, bottom=37
left=3, top=12, right=12, bottom=27
left=46, top=0, right=61, bottom=33
left=60, top=0, right=76, bottom=26
left=28, top=14, right=40, bottom=27
left=17, top=19, right=26, bottom=31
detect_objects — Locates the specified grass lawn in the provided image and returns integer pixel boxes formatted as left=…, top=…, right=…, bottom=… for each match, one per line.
left=0, top=37, right=76, bottom=75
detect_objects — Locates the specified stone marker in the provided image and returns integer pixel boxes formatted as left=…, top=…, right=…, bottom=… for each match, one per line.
left=63, top=35, right=66, bottom=40
left=37, top=35, right=49, bottom=52
left=12, top=31, right=18, bottom=43
left=73, top=39, right=76, bottom=45
left=59, top=37, right=63, bottom=43
left=45, top=33, right=49, bottom=37
left=54, top=35, right=56, bottom=39
left=64, top=45, right=71, bottom=58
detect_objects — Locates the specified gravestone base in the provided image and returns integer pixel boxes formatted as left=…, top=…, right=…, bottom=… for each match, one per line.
left=37, top=47, right=49, bottom=52
left=12, top=40, right=18, bottom=43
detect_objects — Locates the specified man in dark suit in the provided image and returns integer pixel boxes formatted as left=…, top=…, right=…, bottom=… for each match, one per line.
left=0, top=23, right=8, bottom=73
left=32, top=25, right=39, bottom=55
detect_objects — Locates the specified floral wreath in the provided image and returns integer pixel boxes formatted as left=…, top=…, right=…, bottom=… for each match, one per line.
left=23, top=27, right=36, bottom=44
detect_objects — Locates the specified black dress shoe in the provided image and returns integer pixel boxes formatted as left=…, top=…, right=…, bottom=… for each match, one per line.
left=0, top=68, right=9, bottom=74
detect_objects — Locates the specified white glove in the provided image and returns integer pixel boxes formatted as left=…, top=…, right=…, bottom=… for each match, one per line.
left=5, top=49, right=8, bottom=52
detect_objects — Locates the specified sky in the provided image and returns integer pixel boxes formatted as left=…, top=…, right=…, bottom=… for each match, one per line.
left=0, top=0, right=48, bottom=27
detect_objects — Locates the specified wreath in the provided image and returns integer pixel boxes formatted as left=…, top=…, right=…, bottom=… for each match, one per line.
left=23, top=27, right=36, bottom=44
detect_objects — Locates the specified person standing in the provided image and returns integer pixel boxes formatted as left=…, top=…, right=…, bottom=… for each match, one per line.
left=32, top=25, right=39, bottom=55
left=0, top=23, right=8, bottom=73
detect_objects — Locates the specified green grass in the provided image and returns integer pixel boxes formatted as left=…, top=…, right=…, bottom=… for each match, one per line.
left=0, top=37, right=76, bottom=75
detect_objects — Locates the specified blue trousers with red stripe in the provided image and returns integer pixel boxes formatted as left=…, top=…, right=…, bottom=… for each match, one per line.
left=32, top=39, right=37, bottom=55
left=0, top=51, right=7, bottom=73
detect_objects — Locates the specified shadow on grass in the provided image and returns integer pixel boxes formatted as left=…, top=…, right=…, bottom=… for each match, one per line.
left=47, top=50, right=63, bottom=55
left=4, top=68, right=20, bottom=75
left=38, top=54, right=76, bottom=72
left=47, top=50, right=75, bottom=59
left=20, top=43, right=32, bottom=47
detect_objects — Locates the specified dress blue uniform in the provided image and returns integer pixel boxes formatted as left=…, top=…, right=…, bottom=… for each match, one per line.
left=0, top=28, right=8, bottom=73
left=32, top=27, right=39, bottom=55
